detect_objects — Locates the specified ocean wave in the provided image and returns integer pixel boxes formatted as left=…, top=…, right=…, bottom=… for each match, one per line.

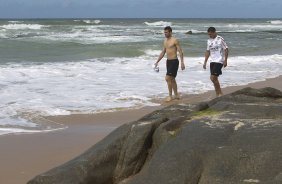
left=267, top=20, right=282, bottom=25
left=173, top=27, right=257, bottom=34
left=177, top=29, right=256, bottom=34
left=8, top=20, right=24, bottom=24
left=0, top=31, right=8, bottom=39
left=14, top=32, right=43, bottom=38
left=44, top=34, right=147, bottom=44
left=0, top=110, right=68, bottom=136
left=73, top=19, right=101, bottom=24
left=85, top=20, right=101, bottom=24
left=266, top=37, right=282, bottom=41
left=1, top=54, right=282, bottom=135
left=262, top=30, right=282, bottom=34
left=0, top=126, right=67, bottom=136
left=223, top=30, right=256, bottom=33
left=221, top=23, right=282, bottom=31
left=144, top=49, right=160, bottom=57
left=0, top=128, right=47, bottom=136
left=1, top=24, right=47, bottom=30
left=144, top=21, right=172, bottom=27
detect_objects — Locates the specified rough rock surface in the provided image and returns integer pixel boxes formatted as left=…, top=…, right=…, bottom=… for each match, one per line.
left=28, top=87, right=282, bottom=184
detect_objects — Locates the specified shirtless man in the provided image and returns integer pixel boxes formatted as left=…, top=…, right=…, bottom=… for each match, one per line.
left=155, top=26, right=185, bottom=102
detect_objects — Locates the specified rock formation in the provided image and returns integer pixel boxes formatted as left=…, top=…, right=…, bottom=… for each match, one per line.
left=185, top=31, right=193, bottom=34
left=28, top=87, right=282, bottom=184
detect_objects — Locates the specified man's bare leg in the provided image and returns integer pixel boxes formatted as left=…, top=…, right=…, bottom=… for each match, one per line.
left=210, top=75, right=223, bottom=97
left=171, top=77, right=180, bottom=99
left=165, top=75, right=173, bottom=102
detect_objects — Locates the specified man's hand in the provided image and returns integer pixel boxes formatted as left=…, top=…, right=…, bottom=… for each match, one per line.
left=181, top=62, right=185, bottom=70
left=203, top=63, right=207, bottom=69
left=223, top=60, right=227, bottom=68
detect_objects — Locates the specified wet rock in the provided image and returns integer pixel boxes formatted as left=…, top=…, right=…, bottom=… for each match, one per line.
left=185, top=30, right=193, bottom=34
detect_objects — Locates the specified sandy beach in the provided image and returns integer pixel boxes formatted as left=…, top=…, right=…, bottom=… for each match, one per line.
left=1, top=75, right=282, bottom=184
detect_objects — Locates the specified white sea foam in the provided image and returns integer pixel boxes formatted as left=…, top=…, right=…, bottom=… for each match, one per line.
left=0, top=127, right=66, bottom=136
left=0, top=54, right=282, bottom=136
left=8, top=21, right=24, bottom=24
left=267, top=20, right=282, bottom=25
left=144, top=49, right=160, bottom=57
left=83, top=20, right=101, bottom=24
left=3, top=21, right=280, bottom=44
left=1, top=24, right=46, bottom=30
left=0, top=29, right=8, bottom=38
left=186, top=29, right=205, bottom=34
left=221, top=23, right=282, bottom=31
left=1, top=19, right=282, bottom=136
left=226, top=29, right=255, bottom=33
left=31, top=25, right=153, bottom=44
left=144, top=21, right=172, bottom=27
left=74, top=19, right=101, bottom=24
left=44, top=33, right=146, bottom=44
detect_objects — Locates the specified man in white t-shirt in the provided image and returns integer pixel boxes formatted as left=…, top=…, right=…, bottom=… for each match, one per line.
left=203, top=27, right=229, bottom=97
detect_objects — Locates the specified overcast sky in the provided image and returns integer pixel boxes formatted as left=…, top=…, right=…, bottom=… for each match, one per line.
left=0, top=0, right=281, bottom=18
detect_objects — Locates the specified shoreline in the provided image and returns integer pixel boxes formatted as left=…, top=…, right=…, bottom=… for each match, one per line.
left=1, top=75, right=282, bottom=184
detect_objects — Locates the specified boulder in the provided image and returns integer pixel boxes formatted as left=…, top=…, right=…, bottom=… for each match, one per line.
left=28, top=87, right=282, bottom=184
left=185, top=31, right=193, bottom=34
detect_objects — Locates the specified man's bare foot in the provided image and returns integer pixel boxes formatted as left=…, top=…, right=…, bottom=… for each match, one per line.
left=165, top=96, right=173, bottom=102
left=173, top=94, right=180, bottom=100
left=216, top=94, right=223, bottom=97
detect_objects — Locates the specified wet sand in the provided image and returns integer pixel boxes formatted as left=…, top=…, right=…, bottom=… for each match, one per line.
left=0, top=75, right=282, bottom=184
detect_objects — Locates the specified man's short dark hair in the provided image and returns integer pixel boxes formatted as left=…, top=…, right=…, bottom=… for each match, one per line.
left=207, top=27, right=216, bottom=33
left=164, top=26, right=172, bottom=32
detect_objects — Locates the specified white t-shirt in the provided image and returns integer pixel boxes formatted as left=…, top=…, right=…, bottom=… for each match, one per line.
left=207, top=35, right=228, bottom=64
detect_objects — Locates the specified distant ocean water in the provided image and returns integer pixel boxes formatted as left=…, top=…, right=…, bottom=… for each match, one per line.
left=0, top=18, right=282, bottom=135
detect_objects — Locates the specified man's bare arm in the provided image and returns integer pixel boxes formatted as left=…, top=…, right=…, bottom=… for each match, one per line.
left=203, top=50, right=210, bottom=69
left=155, top=44, right=166, bottom=66
left=223, top=48, right=228, bottom=67
left=175, top=39, right=185, bottom=70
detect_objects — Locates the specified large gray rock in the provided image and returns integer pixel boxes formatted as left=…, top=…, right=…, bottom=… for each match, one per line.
left=28, top=87, right=282, bottom=184
left=28, top=116, right=168, bottom=184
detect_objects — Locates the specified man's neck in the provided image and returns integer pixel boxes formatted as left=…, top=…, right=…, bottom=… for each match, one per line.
left=166, top=36, right=172, bottom=40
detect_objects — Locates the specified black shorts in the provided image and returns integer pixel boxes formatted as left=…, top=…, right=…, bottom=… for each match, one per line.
left=210, top=62, right=223, bottom=76
left=166, top=59, right=179, bottom=78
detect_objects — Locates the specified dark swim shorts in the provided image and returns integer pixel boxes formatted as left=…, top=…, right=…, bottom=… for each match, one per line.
left=166, top=59, right=179, bottom=77
left=210, top=62, right=223, bottom=76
